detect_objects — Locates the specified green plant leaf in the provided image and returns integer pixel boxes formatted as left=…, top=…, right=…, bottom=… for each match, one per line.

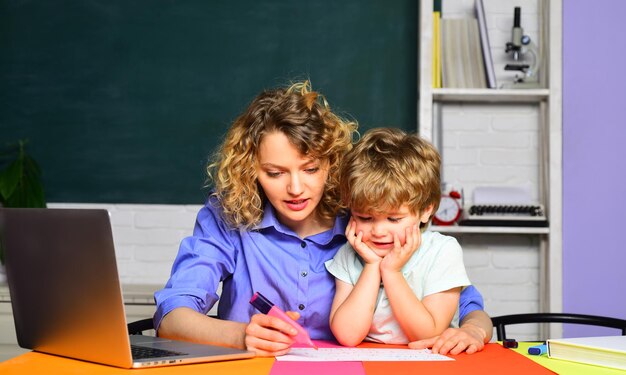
left=4, top=157, right=46, bottom=208
left=0, top=159, right=21, bottom=200
left=23, top=154, right=42, bottom=176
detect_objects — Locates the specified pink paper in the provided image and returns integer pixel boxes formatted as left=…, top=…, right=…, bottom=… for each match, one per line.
left=270, top=361, right=365, bottom=375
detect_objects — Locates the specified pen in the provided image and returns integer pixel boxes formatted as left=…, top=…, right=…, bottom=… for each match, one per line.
left=249, top=291, right=318, bottom=350
left=528, top=343, right=547, bottom=355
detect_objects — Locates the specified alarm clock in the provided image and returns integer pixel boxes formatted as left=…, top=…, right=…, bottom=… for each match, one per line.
left=432, top=190, right=462, bottom=226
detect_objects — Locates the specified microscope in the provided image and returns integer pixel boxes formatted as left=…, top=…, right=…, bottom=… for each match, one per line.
left=502, top=7, right=540, bottom=88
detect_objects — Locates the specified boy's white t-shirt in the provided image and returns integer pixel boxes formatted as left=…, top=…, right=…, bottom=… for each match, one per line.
left=325, top=230, right=470, bottom=344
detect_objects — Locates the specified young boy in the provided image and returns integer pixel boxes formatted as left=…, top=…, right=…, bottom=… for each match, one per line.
left=325, top=128, right=471, bottom=347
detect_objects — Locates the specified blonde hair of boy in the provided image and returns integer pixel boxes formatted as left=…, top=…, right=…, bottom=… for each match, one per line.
left=339, top=128, right=441, bottom=228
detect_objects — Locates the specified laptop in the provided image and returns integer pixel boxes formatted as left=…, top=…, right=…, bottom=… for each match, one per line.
left=0, top=208, right=255, bottom=368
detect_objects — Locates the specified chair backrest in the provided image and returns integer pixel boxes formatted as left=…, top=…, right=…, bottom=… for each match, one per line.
left=128, top=318, right=155, bottom=335
left=128, top=315, right=219, bottom=335
left=491, top=313, right=626, bottom=341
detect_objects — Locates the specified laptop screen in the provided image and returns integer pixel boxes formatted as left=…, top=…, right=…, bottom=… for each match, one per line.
left=1, top=208, right=134, bottom=367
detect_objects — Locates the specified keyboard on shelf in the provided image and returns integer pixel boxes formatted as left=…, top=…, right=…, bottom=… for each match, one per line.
left=458, top=204, right=548, bottom=227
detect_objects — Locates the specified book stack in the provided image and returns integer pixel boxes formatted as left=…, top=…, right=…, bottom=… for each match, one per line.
left=441, top=17, right=486, bottom=88
left=436, top=0, right=496, bottom=89
left=547, top=335, right=626, bottom=371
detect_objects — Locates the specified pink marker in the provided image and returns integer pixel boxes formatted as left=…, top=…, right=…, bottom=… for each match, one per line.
left=249, top=291, right=318, bottom=349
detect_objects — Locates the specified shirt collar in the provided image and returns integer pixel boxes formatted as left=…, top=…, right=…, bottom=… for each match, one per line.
left=255, top=202, right=281, bottom=231
left=253, top=202, right=348, bottom=245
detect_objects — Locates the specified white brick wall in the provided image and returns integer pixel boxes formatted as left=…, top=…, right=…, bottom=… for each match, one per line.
left=457, top=233, right=541, bottom=340
left=440, top=102, right=543, bottom=341
left=442, top=103, right=540, bottom=203
left=48, top=202, right=202, bottom=285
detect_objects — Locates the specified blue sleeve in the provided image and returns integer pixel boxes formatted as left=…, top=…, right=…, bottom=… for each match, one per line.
left=459, top=285, right=485, bottom=322
left=153, top=197, right=238, bottom=331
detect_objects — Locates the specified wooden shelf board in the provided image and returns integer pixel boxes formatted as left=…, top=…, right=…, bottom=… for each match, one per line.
left=430, top=225, right=550, bottom=234
left=432, top=88, right=550, bottom=103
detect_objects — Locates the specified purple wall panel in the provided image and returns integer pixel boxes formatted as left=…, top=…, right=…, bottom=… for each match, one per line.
left=563, top=0, right=626, bottom=337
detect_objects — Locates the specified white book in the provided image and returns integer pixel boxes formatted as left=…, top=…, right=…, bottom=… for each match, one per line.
left=547, top=335, right=626, bottom=371
left=467, top=18, right=486, bottom=88
left=441, top=19, right=458, bottom=88
left=475, top=0, right=496, bottom=88
left=441, top=18, right=486, bottom=89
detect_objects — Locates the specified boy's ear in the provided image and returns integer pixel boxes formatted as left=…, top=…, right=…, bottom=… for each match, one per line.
left=420, top=204, right=435, bottom=222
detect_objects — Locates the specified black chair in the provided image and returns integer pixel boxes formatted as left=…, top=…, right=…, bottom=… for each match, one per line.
left=491, top=313, right=626, bottom=341
left=128, top=315, right=220, bottom=335
left=128, top=318, right=155, bottom=335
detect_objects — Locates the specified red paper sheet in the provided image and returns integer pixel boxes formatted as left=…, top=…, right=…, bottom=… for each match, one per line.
left=362, top=343, right=555, bottom=375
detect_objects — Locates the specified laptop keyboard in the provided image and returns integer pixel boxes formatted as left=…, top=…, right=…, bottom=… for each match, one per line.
left=131, top=345, right=187, bottom=359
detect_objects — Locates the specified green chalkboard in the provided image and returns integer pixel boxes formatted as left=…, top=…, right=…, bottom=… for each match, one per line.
left=0, top=1, right=417, bottom=204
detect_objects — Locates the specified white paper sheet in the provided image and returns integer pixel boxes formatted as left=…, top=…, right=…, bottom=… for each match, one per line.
left=275, top=347, right=454, bottom=362
left=473, top=186, right=533, bottom=205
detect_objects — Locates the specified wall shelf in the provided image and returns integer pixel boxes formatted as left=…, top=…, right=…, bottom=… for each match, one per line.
left=432, top=88, right=550, bottom=103
left=431, top=225, right=549, bottom=235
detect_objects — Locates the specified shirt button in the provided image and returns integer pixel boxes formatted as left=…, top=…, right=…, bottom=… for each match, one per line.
left=301, top=271, right=308, bottom=277
left=298, top=304, right=305, bottom=310
left=300, top=242, right=306, bottom=248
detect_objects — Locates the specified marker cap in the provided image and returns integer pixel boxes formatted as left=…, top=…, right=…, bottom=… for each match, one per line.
left=249, top=291, right=274, bottom=314
left=528, top=344, right=547, bottom=355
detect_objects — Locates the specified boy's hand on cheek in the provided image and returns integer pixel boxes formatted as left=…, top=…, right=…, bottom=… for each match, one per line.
left=352, top=231, right=382, bottom=265
left=346, top=217, right=381, bottom=264
left=381, top=225, right=421, bottom=272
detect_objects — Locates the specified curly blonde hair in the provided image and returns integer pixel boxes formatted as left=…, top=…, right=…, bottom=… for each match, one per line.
left=208, top=81, right=358, bottom=229
left=339, top=128, right=441, bottom=228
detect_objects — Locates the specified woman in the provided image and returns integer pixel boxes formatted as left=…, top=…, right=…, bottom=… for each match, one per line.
left=154, top=81, right=492, bottom=356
